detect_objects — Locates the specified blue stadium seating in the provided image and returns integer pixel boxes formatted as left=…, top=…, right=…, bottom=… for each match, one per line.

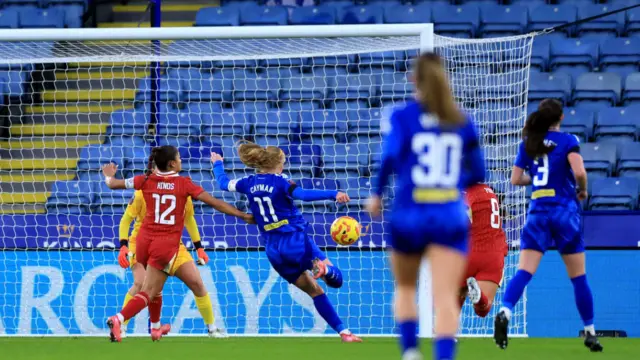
left=300, top=110, right=349, bottom=142
left=157, top=106, right=202, bottom=136
left=108, top=108, right=148, bottom=137
left=278, top=101, right=320, bottom=111
left=577, top=4, right=626, bottom=37
left=0, top=70, right=26, bottom=97
left=240, top=5, right=288, bottom=26
left=202, top=110, right=251, bottom=136
left=599, top=38, right=640, bottom=79
left=234, top=77, right=279, bottom=101
left=106, top=136, right=146, bottom=148
left=560, top=108, right=595, bottom=142
left=123, top=145, right=151, bottom=174
left=383, top=4, right=430, bottom=24
left=549, top=38, right=598, bottom=81
left=57, top=4, right=83, bottom=28
left=181, top=72, right=233, bottom=102
left=624, top=73, right=640, bottom=104
left=46, top=181, right=93, bottom=214
left=280, top=75, right=328, bottom=101
left=19, top=8, right=63, bottom=28
left=321, top=142, right=370, bottom=179
left=332, top=73, right=377, bottom=100
left=289, top=4, right=336, bottom=25
left=627, top=5, right=640, bottom=37
left=528, top=72, right=572, bottom=105
left=0, top=8, right=19, bottom=28
left=254, top=110, right=300, bottom=138
left=594, top=107, right=639, bottom=143
left=135, top=77, right=183, bottom=103
left=77, top=145, right=124, bottom=172
left=432, top=4, right=480, bottom=38
left=195, top=7, right=240, bottom=26
left=93, top=181, right=135, bottom=214
left=574, top=72, right=622, bottom=109
left=617, top=142, right=640, bottom=179
left=528, top=5, right=577, bottom=36
left=479, top=4, right=527, bottom=37
left=338, top=5, right=383, bottom=24
left=589, top=177, right=639, bottom=210
left=581, top=142, right=617, bottom=177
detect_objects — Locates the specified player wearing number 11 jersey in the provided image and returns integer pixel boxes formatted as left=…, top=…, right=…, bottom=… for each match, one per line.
left=494, top=99, right=602, bottom=352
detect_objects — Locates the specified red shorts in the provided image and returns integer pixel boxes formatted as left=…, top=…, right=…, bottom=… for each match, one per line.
left=134, top=234, right=182, bottom=274
left=463, top=251, right=505, bottom=287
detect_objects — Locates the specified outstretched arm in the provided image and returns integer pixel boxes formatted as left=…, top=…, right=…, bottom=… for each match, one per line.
left=291, top=187, right=350, bottom=203
left=195, top=191, right=254, bottom=224
left=211, top=153, right=233, bottom=191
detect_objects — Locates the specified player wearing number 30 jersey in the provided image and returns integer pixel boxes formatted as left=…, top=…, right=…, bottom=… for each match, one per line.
left=461, top=183, right=507, bottom=318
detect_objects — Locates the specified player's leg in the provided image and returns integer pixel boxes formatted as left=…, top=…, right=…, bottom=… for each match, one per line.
left=390, top=249, right=422, bottom=359
left=173, top=256, right=226, bottom=338
left=470, top=253, right=504, bottom=317
left=121, top=262, right=145, bottom=335
left=310, top=241, right=343, bottom=288
left=472, top=280, right=499, bottom=318
left=427, top=243, right=466, bottom=360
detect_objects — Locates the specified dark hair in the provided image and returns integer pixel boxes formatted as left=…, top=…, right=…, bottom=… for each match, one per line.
left=146, top=145, right=179, bottom=176
left=414, top=52, right=464, bottom=126
left=537, top=98, right=563, bottom=120
left=237, top=141, right=284, bottom=171
left=523, top=109, right=560, bottom=158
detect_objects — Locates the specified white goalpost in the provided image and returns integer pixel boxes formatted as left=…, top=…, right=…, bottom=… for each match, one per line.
left=0, top=24, right=533, bottom=337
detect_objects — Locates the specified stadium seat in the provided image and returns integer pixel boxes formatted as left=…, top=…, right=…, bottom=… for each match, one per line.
left=277, top=101, right=320, bottom=111
left=77, top=145, right=124, bottom=172
left=549, top=39, right=598, bottom=81
left=617, top=142, right=640, bottom=179
left=577, top=4, right=626, bottom=37
left=289, top=5, right=336, bottom=25
left=0, top=8, right=19, bottom=28
left=280, top=75, right=328, bottom=101
left=432, top=4, right=480, bottom=38
left=479, top=4, right=527, bottom=37
left=560, top=108, right=595, bottom=142
left=316, top=0, right=354, bottom=10
left=623, top=73, right=640, bottom=105
left=338, top=5, right=383, bottom=24
left=157, top=136, right=189, bottom=149
left=183, top=72, right=233, bottom=102
left=106, top=136, right=146, bottom=148
left=300, top=110, right=349, bottom=143
left=233, top=77, right=279, bottom=101
left=331, top=99, right=370, bottom=110
left=240, top=6, right=287, bottom=26
left=358, top=51, right=405, bottom=71
left=52, top=4, right=83, bottom=28
left=261, top=66, right=304, bottom=78
left=321, top=142, right=370, bottom=179
left=309, top=53, right=356, bottom=68
left=283, top=143, right=323, bottom=178
left=94, top=181, right=135, bottom=214
left=528, top=5, right=577, bottom=36
left=581, top=142, right=617, bottom=177
left=179, top=137, right=222, bottom=172
left=46, top=181, right=93, bottom=215
left=528, top=72, right=572, bottom=105
left=0, top=70, right=26, bottom=98
left=627, top=5, right=640, bottom=37
left=383, top=4, right=431, bottom=24
left=108, top=108, right=148, bottom=137
left=599, top=38, right=640, bottom=78
left=123, top=145, right=151, bottom=174
left=589, top=177, right=639, bottom=210
left=342, top=177, right=373, bottom=209
left=232, top=101, right=269, bottom=113
left=296, top=178, right=341, bottom=212
left=19, top=8, right=64, bottom=28
left=253, top=110, right=300, bottom=138
left=530, top=38, right=550, bottom=72
left=157, top=106, right=202, bottom=137
left=195, top=7, right=240, bottom=26
left=346, top=108, right=382, bottom=137
left=332, top=74, right=377, bottom=100
left=379, top=72, right=412, bottom=103
left=594, top=107, right=639, bottom=143
left=202, top=111, right=252, bottom=136
left=573, top=73, right=622, bottom=109
left=135, top=77, right=183, bottom=102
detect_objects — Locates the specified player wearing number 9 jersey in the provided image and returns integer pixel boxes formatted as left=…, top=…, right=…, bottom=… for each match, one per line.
left=101, top=145, right=253, bottom=343
left=460, top=183, right=507, bottom=319
left=494, top=99, right=602, bottom=352
left=366, top=53, right=485, bottom=360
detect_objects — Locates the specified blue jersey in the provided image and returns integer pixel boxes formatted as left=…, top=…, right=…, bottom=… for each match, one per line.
left=514, top=131, right=580, bottom=211
left=373, top=100, right=485, bottom=254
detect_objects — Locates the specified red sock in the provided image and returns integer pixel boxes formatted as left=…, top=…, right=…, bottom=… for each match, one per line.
left=149, top=293, right=163, bottom=324
left=120, top=292, right=150, bottom=321
left=473, top=292, right=491, bottom=318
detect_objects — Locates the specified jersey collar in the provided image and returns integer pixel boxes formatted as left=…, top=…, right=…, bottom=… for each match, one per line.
left=155, top=170, right=179, bottom=177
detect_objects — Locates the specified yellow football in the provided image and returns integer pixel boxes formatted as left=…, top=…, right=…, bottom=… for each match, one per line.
left=330, top=216, right=361, bottom=246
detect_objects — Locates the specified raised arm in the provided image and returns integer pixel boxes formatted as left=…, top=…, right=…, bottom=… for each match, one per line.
left=102, top=163, right=132, bottom=190
left=211, top=153, right=233, bottom=191
left=195, top=191, right=254, bottom=224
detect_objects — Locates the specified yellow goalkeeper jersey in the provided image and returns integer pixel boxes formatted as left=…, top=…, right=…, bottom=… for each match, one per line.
left=119, top=190, right=201, bottom=245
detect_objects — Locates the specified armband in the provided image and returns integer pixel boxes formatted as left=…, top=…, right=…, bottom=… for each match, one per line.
left=119, top=240, right=129, bottom=248
left=193, top=241, right=203, bottom=250
left=105, top=176, right=114, bottom=186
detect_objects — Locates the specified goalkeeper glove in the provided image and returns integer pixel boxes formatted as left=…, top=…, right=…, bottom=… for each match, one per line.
left=118, top=240, right=130, bottom=268
left=195, top=242, right=209, bottom=265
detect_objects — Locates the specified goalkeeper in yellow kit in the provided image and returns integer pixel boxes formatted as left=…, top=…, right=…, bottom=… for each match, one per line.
left=118, top=190, right=227, bottom=338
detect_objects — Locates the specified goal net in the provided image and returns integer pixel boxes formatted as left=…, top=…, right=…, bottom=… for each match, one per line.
left=0, top=26, right=533, bottom=337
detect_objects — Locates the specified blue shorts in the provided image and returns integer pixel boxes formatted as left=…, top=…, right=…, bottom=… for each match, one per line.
left=521, top=206, right=584, bottom=254
left=387, top=207, right=469, bottom=255
left=263, top=231, right=327, bottom=284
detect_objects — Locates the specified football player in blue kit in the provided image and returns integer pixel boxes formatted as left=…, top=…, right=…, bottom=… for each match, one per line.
left=367, top=52, right=486, bottom=360
left=210, top=144, right=362, bottom=342
left=494, top=99, right=603, bottom=352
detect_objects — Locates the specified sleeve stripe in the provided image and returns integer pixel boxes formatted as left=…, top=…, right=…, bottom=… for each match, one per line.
left=228, top=179, right=238, bottom=192
left=124, top=177, right=134, bottom=189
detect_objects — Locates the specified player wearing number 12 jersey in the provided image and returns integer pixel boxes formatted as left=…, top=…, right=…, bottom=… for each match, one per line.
left=102, top=145, right=253, bottom=343
left=461, top=183, right=507, bottom=318
left=494, top=99, right=602, bottom=352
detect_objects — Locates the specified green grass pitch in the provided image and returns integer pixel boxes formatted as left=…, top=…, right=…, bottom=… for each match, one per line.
left=1, top=337, right=637, bottom=360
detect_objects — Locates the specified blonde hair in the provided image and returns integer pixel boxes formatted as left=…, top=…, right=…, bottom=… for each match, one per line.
left=237, top=141, right=284, bottom=171
left=414, top=52, right=465, bottom=126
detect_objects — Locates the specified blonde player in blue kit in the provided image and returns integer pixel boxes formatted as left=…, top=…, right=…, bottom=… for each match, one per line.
left=210, top=143, right=362, bottom=343
left=494, top=99, right=603, bottom=352
left=367, top=53, right=486, bottom=360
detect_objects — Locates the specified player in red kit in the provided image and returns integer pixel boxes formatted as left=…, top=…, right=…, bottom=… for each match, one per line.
left=101, top=145, right=254, bottom=342
left=460, top=183, right=508, bottom=318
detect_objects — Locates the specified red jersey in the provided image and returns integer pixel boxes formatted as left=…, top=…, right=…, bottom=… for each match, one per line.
left=132, top=172, right=204, bottom=243
left=465, top=183, right=507, bottom=255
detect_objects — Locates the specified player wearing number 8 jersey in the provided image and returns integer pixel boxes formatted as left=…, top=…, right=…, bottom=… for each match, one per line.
left=366, top=53, right=485, bottom=360
left=102, top=145, right=253, bottom=343
left=460, top=183, right=507, bottom=318
left=494, top=99, right=602, bottom=352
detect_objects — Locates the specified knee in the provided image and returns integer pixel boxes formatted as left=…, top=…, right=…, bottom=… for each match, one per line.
left=131, top=280, right=143, bottom=294
left=187, top=277, right=207, bottom=297
left=306, top=282, right=324, bottom=298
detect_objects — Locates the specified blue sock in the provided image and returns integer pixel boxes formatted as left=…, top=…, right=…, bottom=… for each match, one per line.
left=324, top=265, right=344, bottom=288
left=313, top=294, right=346, bottom=333
left=434, top=337, right=456, bottom=360
left=502, top=269, right=533, bottom=311
left=571, top=274, right=594, bottom=327
left=398, top=320, right=417, bottom=354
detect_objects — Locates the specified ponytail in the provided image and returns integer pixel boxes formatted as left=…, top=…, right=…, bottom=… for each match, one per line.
left=237, top=140, right=284, bottom=171
left=414, top=52, right=465, bottom=126
left=523, top=109, right=559, bottom=158
left=146, top=147, right=159, bottom=177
